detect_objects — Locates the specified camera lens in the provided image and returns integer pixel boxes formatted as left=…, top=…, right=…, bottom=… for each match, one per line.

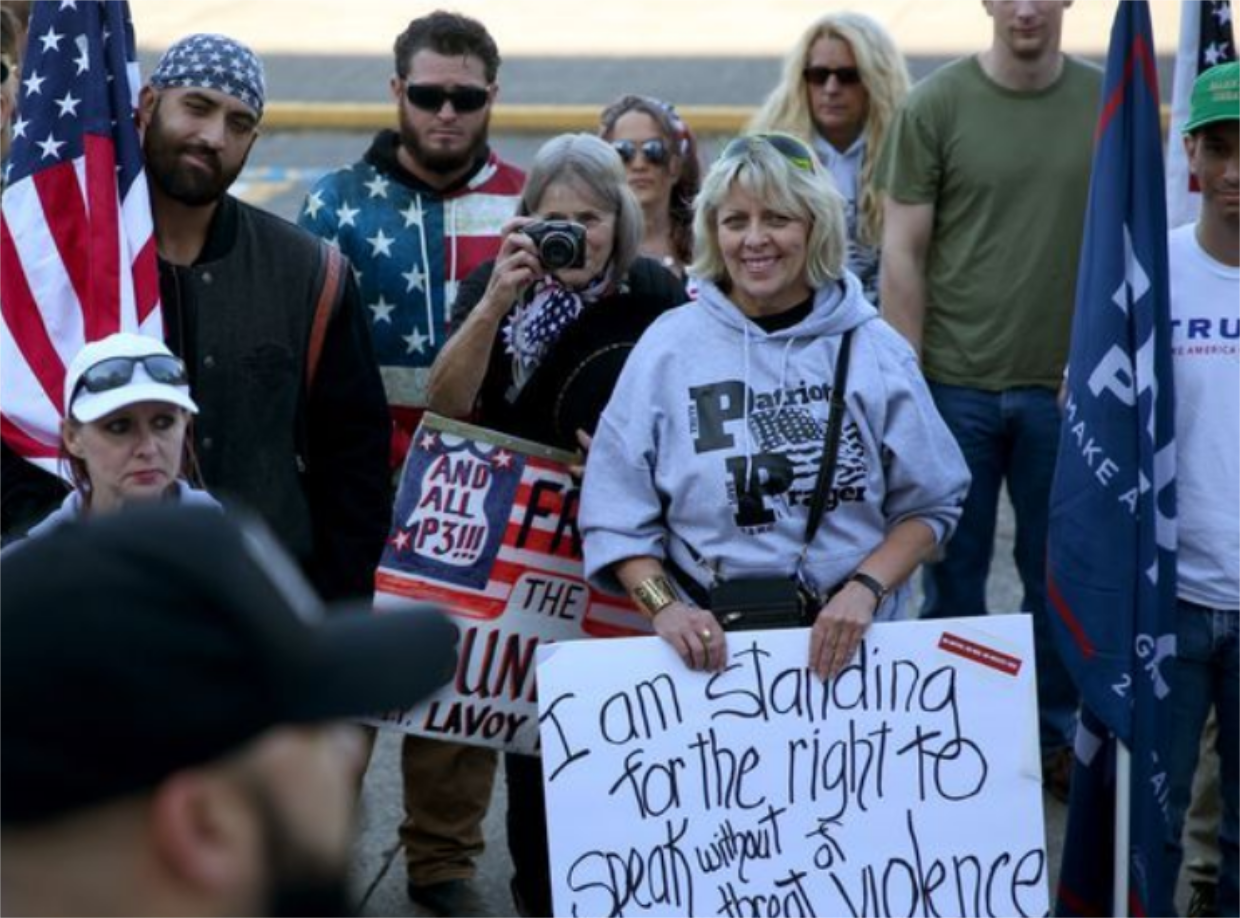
left=539, top=232, right=578, bottom=271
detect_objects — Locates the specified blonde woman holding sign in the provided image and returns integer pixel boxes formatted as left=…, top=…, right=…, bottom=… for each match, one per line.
left=581, top=133, right=968, bottom=681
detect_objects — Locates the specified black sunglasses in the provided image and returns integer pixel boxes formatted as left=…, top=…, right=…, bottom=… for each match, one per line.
left=404, top=83, right=490, bottom=114
left=720, top=132, right=818, bottom=174
left=803, top=66, right=863, bottom=87
left=1, top=59, right=9, bottom=86
left=611, top=138, right=671, bottom=166
left=73, top=355, right=189, bottom=400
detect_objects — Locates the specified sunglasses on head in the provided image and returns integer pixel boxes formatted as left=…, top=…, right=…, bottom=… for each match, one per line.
left=720, top=132, right=818, bottom=174
left=803, top=66, right=863, bottom=87
left=404, top=83, right=490, bottom=114
left=72, top=355, right=189, bottom=401
left=611, top=138, right=671, bottom=166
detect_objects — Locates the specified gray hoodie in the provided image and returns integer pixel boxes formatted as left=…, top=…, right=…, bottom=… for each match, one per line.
left=580, top=272, right=970, bottom=619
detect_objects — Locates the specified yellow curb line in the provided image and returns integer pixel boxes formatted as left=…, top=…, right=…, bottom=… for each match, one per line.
left=263, top=101, right=1173, bottom=134
left=263, top=102, right=756, bottom=133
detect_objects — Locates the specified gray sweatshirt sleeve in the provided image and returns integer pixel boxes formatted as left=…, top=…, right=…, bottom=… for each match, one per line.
left=875, top=336, right=971, bottom=544
left=579, top=363, right=668, bottom=595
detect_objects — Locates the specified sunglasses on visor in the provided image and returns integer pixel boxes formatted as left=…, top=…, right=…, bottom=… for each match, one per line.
left=72, top=355, right=190, bottom=400
left=404, top=83, right=490, bottom=114
left=611, top=138, right=671, bottom=166
left=720, top=132, right=819, bottom=174
left=802, top=66, right=863, bottom=87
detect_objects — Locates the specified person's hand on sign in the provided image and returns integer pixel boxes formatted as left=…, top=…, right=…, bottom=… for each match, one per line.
left=808, top=580, right=876, bottom=680
left=618, top=558, right=727, bottom=672
left=654, top=601, right=727, bottom=673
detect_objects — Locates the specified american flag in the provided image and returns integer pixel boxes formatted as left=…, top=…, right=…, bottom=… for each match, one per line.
left=1, top=0, right=160, bottom=474
left=1166, top=0, right=1235, bottom=227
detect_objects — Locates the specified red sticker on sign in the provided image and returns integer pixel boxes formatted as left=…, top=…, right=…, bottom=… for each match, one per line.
left=938, top=632, right=1022, bottom=676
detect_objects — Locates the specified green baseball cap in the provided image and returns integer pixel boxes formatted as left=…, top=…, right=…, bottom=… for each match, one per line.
left=1183, top=61, right=1239, bottom=134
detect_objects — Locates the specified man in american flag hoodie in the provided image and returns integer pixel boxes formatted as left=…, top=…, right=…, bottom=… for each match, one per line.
left=298, top=11, right=523, bottom=917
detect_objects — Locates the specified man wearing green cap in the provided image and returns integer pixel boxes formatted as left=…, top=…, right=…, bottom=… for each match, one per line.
left=1163, top=59, right=1239, bottom=918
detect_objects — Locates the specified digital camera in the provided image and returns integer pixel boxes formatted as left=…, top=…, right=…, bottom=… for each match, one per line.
left=522, top=220, right=587, bottom=271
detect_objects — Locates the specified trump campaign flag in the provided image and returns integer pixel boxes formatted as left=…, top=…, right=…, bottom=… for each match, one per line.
left=1047, top=2, right=1178, bottom=915
left=1166, top=0, right=1235, bottom=227
left=1, top=0, right=160, bottom=474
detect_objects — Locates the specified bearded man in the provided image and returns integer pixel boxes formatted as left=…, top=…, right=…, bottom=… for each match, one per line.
left=141, top=33, right=391, bottom=605
left=2, top=506, right=457, bottom=918
left=296, top=12, right=524, bottom=916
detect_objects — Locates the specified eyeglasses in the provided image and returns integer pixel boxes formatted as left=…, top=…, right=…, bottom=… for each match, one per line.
left=803, top=66, right=863, bottom=87
left=72, top=355, right=189, bottom=401
left=404, top=83, right=490, bottom=114
left=720, top=132, right=818, bottom=174
left=611, top=138, right=671, bottom=166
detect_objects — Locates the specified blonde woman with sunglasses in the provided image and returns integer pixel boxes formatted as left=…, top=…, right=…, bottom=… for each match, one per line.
left=751, top=13, right=910, bottom=304
left=581, top=134, right=968, bottom=683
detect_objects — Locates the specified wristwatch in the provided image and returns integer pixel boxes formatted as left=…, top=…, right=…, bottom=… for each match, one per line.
left=847, top=571, right=889, bottom=606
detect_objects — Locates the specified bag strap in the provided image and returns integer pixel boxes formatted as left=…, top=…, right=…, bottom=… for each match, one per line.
left=802, top=328, right=855, bottom=546
left=305, top=241, right=345, bottom=391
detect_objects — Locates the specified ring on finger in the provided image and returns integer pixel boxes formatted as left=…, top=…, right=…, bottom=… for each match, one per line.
left=701, top=628, right=713, bottom=644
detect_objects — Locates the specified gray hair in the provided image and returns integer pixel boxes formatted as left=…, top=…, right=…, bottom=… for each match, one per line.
left=690, top=138, right=847, bottom=289
left=518, top=133, right=643, bottom=281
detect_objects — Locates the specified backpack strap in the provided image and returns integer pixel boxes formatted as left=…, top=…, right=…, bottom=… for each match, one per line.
left=306, top=241, right=346, bottom=391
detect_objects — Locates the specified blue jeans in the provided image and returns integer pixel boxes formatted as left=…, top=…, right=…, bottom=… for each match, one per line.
left=1166, top=601, right=1239, bottom=915
left=920, top=383, right=1078, bottom=754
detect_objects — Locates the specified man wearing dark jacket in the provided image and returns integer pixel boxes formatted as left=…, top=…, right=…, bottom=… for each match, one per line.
left=139, top=33, right=390, bottom=602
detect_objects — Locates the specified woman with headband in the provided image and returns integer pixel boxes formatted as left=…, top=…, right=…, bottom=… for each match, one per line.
left=599, top=94, right=701, bottom=281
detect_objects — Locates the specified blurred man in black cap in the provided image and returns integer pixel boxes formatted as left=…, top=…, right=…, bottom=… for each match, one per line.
left=0, top=505, right=457, bottom=917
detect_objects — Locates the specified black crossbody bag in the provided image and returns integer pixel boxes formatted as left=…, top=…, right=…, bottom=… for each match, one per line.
left=706, top=329, right=854, bottom=632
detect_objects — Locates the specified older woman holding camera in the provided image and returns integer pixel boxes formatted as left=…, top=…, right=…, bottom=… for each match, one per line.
left=426, top=131, right=684, bottom=917
left=428, top=132, right=685, bottom=450
left=581, top=132, right=969, bottom=682
left=750, top=13, right=910, bottom=304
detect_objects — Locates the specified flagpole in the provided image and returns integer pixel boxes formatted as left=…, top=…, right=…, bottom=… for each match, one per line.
left=1114, top=742, right=1132, bottom=916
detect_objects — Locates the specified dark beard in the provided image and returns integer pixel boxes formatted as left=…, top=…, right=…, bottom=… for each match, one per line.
left=267, top=878, right=355, bottom=918
left=143, top=99, right=247, bottom=207
left=249, top=778, right=356, bottom=918
left=398, top=118, right=489, bottom=177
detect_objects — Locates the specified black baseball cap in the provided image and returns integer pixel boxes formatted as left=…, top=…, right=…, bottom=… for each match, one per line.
left=1, top=505, right=458, bottom=826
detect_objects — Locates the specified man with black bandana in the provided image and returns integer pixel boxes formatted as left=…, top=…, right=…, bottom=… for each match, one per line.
left=139, top=33, right=391, bottom=605
left=297, top=12, right=523, bottom=916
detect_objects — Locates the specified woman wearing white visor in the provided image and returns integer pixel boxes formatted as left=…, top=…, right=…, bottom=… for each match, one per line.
left=26, top=333, right=219, bottom=536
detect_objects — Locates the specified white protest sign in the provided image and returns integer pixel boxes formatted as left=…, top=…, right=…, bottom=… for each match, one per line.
left=537, top=615, right=1047, bottom=918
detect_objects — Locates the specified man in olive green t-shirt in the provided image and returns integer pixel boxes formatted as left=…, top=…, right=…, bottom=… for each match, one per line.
left=876, top=0, right=1101, bottom=803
